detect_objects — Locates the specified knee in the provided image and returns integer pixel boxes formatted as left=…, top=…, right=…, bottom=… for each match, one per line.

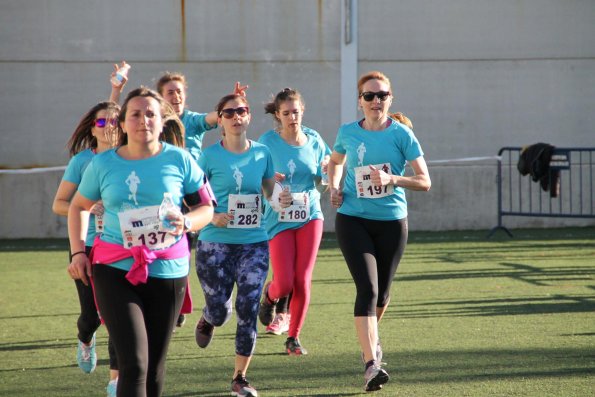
left=119, top=357, right=147, bottom=381
left=208, top=309, right=232, bottom=327
left=377, top=294, right=390, bottom=308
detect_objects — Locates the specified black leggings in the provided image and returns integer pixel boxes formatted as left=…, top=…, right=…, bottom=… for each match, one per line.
left=335, top=213, right=408, bottom=317
left=93, top=265, right=186, bottom=397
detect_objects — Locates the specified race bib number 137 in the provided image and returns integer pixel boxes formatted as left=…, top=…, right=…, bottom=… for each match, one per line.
left=118, top=206, right=176, bottom=249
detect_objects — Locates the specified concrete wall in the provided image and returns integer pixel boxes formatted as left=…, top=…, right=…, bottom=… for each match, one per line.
left=2, top=161, right=593, bottom=239
left=1, top=0, right=594, bottom=237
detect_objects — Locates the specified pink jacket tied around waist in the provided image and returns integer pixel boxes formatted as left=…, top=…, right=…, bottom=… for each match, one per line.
left=90, top=235, right=189, bottom=285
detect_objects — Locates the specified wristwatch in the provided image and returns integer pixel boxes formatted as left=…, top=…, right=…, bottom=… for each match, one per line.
left=183, top=216, right=192, bottom=232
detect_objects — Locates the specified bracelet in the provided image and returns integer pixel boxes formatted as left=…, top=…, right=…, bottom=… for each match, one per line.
left=70, top=250, right=86, bottom=258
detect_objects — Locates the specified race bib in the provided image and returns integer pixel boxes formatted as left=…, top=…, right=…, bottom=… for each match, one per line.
left=228, top=194, right=262, bottom=229
left=278, top=192, right=310, bottom=222
left=95, top=214, right=104, bottom=233
left=118, top=206, right=177, bottom=249
left=355, top=163, right=394, bottom=199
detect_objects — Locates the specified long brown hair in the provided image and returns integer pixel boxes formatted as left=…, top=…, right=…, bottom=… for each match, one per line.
left=118, top=87, right=185, bottom=148
left=66, top=102, right=120, bottom=157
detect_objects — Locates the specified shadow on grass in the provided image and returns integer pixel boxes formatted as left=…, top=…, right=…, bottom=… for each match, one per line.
left=389, top=293, right=595, bottom=318
left=397, top=263, right=595, bottom=286
left=164, top=346, right=595, bottom=396
left=394, top=347, right=595, bottom=384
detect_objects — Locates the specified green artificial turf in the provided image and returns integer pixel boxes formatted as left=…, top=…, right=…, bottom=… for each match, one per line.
left=0, top=228, right=593, bottom=396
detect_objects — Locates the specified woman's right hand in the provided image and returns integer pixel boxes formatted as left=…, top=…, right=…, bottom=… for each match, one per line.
left=110, top=61, right=129, bottom=90
left=211, top=212, right=232, bottom=227
left=68, top=253, right=92, bottom=286
left=330, top=187, right=343, bottom=208
left=90, top=201, right=104, bottom=216
left=274, top=172, right=286, bottom=183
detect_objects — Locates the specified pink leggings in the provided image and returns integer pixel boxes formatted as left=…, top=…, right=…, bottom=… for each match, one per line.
left=268, top=219, right=323, bottom=338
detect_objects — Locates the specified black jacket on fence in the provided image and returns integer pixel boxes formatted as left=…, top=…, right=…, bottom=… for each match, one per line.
left=517, top=142, right=560, bottom=197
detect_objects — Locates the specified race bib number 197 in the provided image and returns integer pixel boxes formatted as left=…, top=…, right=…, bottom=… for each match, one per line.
left=355, top=163, right=394, bottom=199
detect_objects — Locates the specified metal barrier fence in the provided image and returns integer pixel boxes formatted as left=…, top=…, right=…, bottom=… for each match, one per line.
left=488, top=147, right=595, bottom=237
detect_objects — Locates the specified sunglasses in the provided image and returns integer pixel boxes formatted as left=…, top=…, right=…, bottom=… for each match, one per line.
left=359, top=91, right=391, bottom=102
left=219, top=107, right=250, bottom=119
left=94, top=118, right=118, bottom=128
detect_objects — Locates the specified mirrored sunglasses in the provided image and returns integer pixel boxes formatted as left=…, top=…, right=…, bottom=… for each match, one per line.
left=94, top=118, right=118, bottom=128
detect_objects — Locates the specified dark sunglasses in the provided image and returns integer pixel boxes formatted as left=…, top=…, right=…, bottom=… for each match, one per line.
left=360, top=91, right=391, bottom=102
left=219, top=107, right=250, bottom=119
left=94, top=118, right=118, bottom=128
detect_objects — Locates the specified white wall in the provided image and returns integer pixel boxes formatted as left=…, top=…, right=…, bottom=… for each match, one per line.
left=1, top=0, right=594, bottom=237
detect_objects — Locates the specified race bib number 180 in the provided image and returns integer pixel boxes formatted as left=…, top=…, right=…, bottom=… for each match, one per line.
left=278, top=192, right=310, bottom=222
left=355, top=163, right=394, bottom=199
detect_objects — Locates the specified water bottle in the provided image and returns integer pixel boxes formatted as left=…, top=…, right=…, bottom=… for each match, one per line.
left=320, top=172, right=329, bottom=186
left=158, top=192, right=178, bottom=232
left=111, top=63, right=130, bottom=87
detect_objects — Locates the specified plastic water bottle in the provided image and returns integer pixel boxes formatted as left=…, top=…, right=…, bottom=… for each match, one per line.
left=320, top=172, right=329, bottom=185
left=158, top=192, right=178, bottom=232
left=111, top=63, right=130, bottom=87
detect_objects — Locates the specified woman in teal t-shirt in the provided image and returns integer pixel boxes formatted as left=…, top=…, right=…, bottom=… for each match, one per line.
left=194, top=93, right=291, bottom=397
left=328, top=71, right=431, bottom=392
left=52, top=101, right=120, bottom=391
left=257, top=87, right=330, bottom=356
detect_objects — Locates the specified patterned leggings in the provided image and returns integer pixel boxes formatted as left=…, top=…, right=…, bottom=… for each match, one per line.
left=195, top=240, right=269, bottom=356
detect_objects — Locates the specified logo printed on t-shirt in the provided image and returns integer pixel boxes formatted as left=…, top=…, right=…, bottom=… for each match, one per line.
left=357, top=142, right=366, bottom=166
left=233, top=166, right=243, bottom=193
left=125, top=170, right=141, bottom=205
left=287, top=159, right=296, bottom=183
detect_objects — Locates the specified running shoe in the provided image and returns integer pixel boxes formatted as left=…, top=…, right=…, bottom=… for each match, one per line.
left=106, top=379, right=117, bottom=397
left=230, top=373, right=258, bottom=397
left=194, top=315, right=214, bottom=348
left=76, top=333, right=97, bottom=373
left=364, top=361, right=389, bottom=392
left=265, top=313, right=290, bottom=335
left=176, top=313, right=186, bottom=327
left=285, top=337, right=308, bottom=355
left=258, top=281, right=276, bottom=326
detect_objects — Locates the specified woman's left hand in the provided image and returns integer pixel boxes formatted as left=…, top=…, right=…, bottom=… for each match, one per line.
left=164, top=211, right=185, bottom=236
left=278, top=188, right=293, bottom=208
left=369, top=165, right=392, bottom=187
left=320, top=155, right=330, bottom=174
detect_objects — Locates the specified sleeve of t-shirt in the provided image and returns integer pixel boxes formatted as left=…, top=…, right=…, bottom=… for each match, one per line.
left=197, top=151, right=208, bottom=174
left=333, top=127, right=346, bottom=154
left=193, top=112, right=216, bottom=133
left=399, top=127, right=424, bottom=161
left=62, top=156, right=83, bottom=184
left=77, top=159, right=101, bottom=201
left=183, top=152, right=205, bottom=194
left=263, top=148, right=275, bottom=179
